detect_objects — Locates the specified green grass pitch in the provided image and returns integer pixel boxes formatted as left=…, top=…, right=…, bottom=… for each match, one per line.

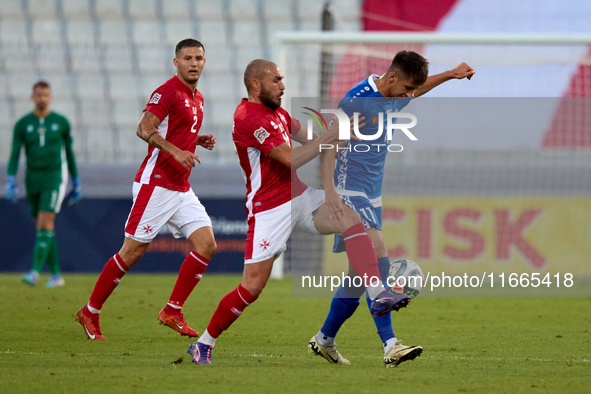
left=0, top=273, right=589, bottom=394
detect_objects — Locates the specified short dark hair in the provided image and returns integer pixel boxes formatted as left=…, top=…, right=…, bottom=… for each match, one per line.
left=32, top=80, right=50, bottom=93
left=243, top=59, right=277, bottom=93
left=387, top=51, right=429, bottom=85
left=175, top=39, right=205, bottom=56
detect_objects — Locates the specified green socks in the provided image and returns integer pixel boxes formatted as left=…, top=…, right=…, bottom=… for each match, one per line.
left=46, top=236, right=60, bottom=275
left=31, top=229, right=55, bottom=274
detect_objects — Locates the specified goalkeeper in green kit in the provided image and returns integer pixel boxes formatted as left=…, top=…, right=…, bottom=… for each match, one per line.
left=6, top=81, right=81, bottom=287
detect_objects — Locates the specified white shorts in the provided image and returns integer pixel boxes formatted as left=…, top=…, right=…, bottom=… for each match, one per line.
left=244, top=187, right=325, bottom=264
left=124, top=182, right=212, bottom=243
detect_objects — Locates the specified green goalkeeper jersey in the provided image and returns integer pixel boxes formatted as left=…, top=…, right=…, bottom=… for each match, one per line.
left=7, top=111, right=78, bottom=185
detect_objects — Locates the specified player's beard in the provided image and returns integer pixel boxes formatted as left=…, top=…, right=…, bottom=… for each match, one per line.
left=259, top=85, right=281, bottom=110
left=35, top=103, right=49, bottom=112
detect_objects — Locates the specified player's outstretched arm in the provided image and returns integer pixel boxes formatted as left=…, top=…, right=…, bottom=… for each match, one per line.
left=137, top=110, right=201, bottom=170
left=413, top=62, right=475, bottom=98
left=268, top=116, right=341, bottom=170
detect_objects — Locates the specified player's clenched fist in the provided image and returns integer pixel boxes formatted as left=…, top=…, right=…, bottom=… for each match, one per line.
left=198, top=134, right=216, bottom=150
left=452, top=62, right=475, bottom=80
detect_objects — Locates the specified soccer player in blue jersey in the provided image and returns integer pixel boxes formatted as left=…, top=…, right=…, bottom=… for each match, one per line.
left=308, top=51, right=475, bottom=367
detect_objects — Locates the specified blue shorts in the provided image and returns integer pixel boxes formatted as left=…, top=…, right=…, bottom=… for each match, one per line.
left=333, top=193, right=382, bottom=253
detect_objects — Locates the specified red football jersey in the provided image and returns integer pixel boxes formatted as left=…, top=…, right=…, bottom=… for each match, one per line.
left=135, top=75, right=204, bottom=192
left=233, top=99, right=308, bottom=218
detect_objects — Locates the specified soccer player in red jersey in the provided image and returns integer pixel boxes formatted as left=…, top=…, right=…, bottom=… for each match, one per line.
left=76, top=39, right=216, bottom=340
left=187, top=59, right=410, bottom=365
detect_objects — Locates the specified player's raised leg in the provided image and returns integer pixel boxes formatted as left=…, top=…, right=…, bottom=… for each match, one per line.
left=76, top=238, right=148, bottom=340
left=159, top=225, right=217, bottom=338
left=312, top=202, right=410, bottom=316
left=364, top=228, right=422, bottom=366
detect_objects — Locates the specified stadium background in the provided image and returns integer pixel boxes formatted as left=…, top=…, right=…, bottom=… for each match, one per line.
left=1, top=0, right=590, bottom=280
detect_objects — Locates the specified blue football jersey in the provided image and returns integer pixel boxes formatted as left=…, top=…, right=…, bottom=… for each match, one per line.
left=334, top=75, right=411, bottom=199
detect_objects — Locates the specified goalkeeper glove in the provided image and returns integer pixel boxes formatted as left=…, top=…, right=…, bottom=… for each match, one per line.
left=67, top=177, right=82, bottom=206
left=5, top=175, right=22, bottom=204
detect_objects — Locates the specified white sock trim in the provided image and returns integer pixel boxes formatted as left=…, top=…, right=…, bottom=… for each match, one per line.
left=190, top=251, right=209, bottom=267
left=113, top=255, right=128, bottom=273
left=343, top=233, right=365, bottom=241
left=317, top=331, right=335, bottom=347
left=166, top=302, right=182, bottom=309
left=87, top=303, right=100, bottom=314
left=197, top=329, right=217, bottom=346
left=367, top=279, right=386, bottom=300
left=236, top=287, right=250, bottom=306
left=384, top=337, right=398, bottom=354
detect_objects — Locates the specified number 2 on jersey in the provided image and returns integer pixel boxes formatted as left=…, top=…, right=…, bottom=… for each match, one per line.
left=191, top=115, right=198, bottom=133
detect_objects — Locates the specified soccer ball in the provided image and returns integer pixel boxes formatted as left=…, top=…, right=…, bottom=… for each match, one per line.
left=387, top=259, right=424, bottom=298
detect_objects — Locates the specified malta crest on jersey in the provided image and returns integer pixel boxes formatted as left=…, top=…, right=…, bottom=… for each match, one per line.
left=149, top=93, right=161, bottom=104
left=371, top=114, right=379, bottom=126
left=254, top=127, right=270, bottom=144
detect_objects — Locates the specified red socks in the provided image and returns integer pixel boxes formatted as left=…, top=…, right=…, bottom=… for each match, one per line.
left=87, top=251, right=209, bottom=315
left=163, top=251, right=209, bottom=314
left=207, top=284, right=258, bottom=338
left=342, top=223, right=381, bottom=282
left=88, top=253, right=129, bottom=311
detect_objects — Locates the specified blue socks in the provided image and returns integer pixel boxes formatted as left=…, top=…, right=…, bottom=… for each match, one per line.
left=320, top=257, right=396, bottom=343
left=320, top=278, right=364, bottom=337
left=365, top=257, right=396, bottom=343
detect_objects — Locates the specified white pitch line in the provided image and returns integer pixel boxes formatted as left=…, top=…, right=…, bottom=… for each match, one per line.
left=3, top=349, right=589, bottom=363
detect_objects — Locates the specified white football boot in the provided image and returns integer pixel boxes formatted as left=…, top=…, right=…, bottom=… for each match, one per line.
left=384, top=340, right=423, bottom=367
left=308, top=335, right=351, bottom=365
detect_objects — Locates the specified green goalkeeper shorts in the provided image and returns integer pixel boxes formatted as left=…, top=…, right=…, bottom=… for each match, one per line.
left=25, top=171, right=68, bottom=217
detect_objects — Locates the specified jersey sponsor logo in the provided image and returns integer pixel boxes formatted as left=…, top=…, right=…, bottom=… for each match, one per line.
left=149, top=93, right=162, bottom=104
left=254, top=127, right=270, bottom=144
